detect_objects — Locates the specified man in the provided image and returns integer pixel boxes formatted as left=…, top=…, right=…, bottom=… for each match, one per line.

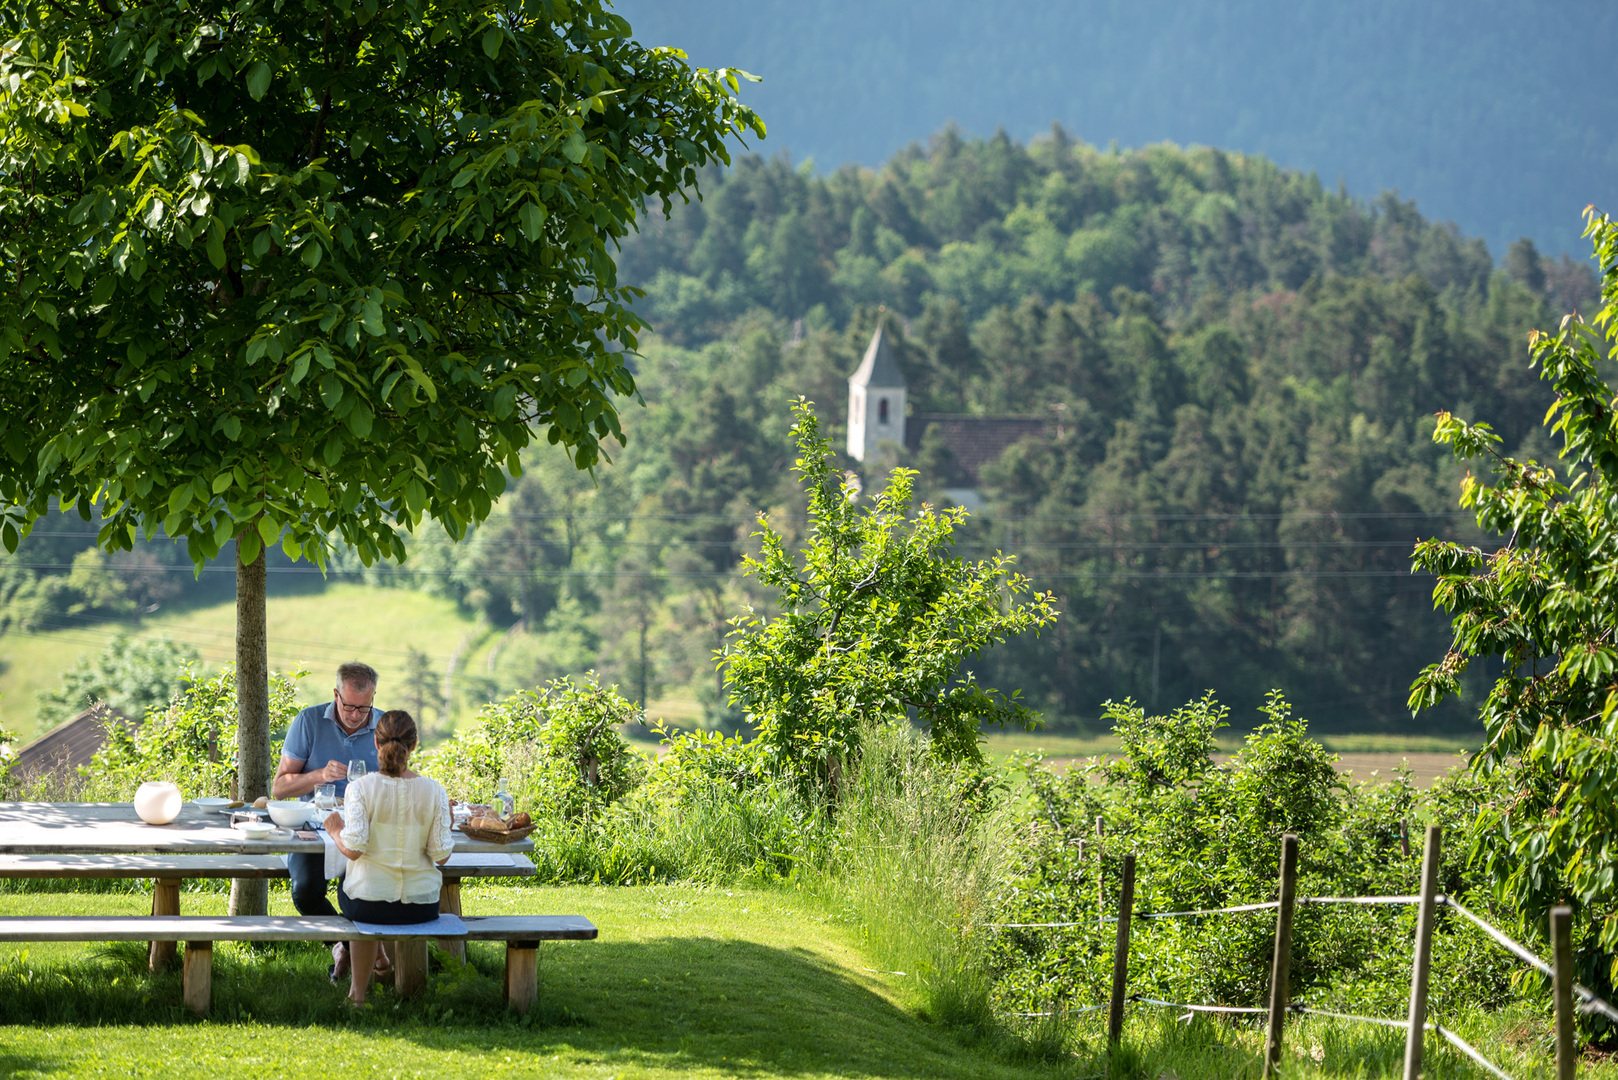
left=272, top=661, right=383, bottom=980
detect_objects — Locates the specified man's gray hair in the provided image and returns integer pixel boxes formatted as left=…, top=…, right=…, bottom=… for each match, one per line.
left=336, top=661, right=379, bottom=692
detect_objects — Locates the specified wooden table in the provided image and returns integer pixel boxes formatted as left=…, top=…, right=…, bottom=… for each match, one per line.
left=0, top=801, right=538, bottom=977
left=0, top=801, right=533, bottom=857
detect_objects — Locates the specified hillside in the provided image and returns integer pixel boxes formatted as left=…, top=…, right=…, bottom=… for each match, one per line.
left=4, top=129, right=1601, bottom=739
left=615, top=0, right=1618, bottom=259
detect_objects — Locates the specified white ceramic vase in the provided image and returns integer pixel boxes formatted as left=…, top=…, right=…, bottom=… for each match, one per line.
left=133, top=781, right=182, bottom=825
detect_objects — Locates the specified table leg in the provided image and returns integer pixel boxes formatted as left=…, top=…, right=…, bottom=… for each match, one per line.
left=149, top=877, right=180, bottom=971
left=505, top=943, right=537, bottom=1014
left=437, top=879, right=465, bottom=962
left=394, top=939, right=428, bottom=997
left=182, top=942, right=212, bottom=1014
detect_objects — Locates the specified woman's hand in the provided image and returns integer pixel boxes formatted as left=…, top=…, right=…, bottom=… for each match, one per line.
left=323, top=811, right=343, bottom=834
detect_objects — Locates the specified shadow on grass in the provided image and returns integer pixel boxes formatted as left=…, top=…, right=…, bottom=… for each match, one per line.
left=0, top=935, right=1015, bottom=1078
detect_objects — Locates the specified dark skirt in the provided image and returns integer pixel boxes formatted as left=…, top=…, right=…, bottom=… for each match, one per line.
left=337, top=886, right=440, bottom=925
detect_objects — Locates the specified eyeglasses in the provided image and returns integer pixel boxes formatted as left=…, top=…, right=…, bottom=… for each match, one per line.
left=335, top=691, right=373, bottom=715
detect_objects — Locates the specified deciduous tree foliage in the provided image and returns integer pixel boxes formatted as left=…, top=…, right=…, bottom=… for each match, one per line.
left=723, top=401, right=1059, bottom=787
left=1411, top=207, right=1618, bottom=1010
left=0, top=0, right=760, bottom=814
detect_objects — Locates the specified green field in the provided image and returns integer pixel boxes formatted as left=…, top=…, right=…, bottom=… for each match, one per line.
left=979, top=729, right=1477, bottom=762
left=1, top=584, right=494, bottom=746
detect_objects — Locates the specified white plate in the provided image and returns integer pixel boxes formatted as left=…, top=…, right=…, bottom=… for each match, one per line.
left=193, top=797, right=231, bottom=809
left=233, top=822, right=275, bottom=839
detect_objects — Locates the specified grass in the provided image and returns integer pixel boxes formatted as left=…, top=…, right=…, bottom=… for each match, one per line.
left=0, top=882, right=1060, bottom=1080
left=0, top=880, right=1608, bottom=1079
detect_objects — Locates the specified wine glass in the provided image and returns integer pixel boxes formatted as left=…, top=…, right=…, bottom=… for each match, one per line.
left=348, top=759, right=367, bottom=783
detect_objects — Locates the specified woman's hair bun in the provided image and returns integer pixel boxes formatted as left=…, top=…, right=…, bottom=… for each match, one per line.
left=375, top=710, right=418, bottom=776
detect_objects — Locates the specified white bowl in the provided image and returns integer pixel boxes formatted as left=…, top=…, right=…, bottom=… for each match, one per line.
left=234, top=821, right=274, bottom=840
left=193, top=797, right=231, bottom=810
left=266, top=800, right=313, bottom=828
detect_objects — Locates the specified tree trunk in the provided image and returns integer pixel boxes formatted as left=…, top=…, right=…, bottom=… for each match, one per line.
left=229, top=538, right=270, bottom=917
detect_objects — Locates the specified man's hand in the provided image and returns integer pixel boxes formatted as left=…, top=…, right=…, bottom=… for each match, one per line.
left=319, top=760, right=349, bottom=783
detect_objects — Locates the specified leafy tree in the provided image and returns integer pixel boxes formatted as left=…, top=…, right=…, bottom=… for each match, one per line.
left=0, top=0, right=762, bottom=866
left=723, top=401, right=1060, bottom=789
left=1410, top=207, right=1618, bottom=1016
left=35, top=632, right=200, bottom=730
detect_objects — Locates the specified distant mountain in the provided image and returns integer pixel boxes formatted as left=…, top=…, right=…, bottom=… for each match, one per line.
left=613, top=0, right=1617, bottom=260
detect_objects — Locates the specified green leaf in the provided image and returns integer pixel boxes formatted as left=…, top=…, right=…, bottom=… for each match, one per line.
left=301, top=241, right=323, bottom=269
left=205, top=219, right=227, bottom=269
left=246, top=61, right=272, bottom=101
left=237, top=530, right=262, bottom=566
left=257, top=515, right=279, bottom=549
left=361, top=300, right=385, bottom=337
left=167, top=485, right=191, bottom=517
left=211, top=472, right=233, bottom=494
left=481, top=27, right=501, bottom=59
left=1, top=522, right=17, bottom=554
left=221, top=415, right=242, bottom=441
left=563, top=131, right=587, bottom=164
left=519, top=202, right=544, bottom=242
left=319, top=373, right=344, bottom=410
left=346, top=402, right=373, bottom=438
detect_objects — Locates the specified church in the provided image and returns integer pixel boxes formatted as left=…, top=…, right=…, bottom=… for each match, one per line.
left=845, top=323, right=1050, bottom=510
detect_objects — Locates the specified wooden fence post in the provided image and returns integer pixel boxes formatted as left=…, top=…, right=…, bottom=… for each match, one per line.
left=1107, top=852, right=1136, bottom=1047
left=1402, top=825, right=1443, bottom=1080
left=1262, top=833, right=1300, bottom=1079
left=1552, top=905, right=1575, bottom=1080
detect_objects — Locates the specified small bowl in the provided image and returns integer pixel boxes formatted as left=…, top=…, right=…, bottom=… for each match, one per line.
left=266, top=800, right=311, bottom=828
left=194, top=797, right=231, bottom=810
left=234, top=821, right=274, bottom=840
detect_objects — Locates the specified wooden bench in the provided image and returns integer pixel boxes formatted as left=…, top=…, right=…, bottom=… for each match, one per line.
left=0, top=852, right=537, bottom=968
left=0, top=914, right=596, bottom=1014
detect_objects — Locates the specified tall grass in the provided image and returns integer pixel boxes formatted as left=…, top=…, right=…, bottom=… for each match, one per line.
left=809, top=724, right=1020, bottom=1039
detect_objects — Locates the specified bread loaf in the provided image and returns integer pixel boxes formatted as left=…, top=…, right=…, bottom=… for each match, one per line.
left=468, top=815, right=506, bottom=832
left=252, top=796, right=269, bottom=808
left=507, top=812, right=531, bottom=830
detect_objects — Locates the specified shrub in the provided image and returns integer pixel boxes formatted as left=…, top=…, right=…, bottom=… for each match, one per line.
left=85, top=663, right=304, bottom=800
left=421, top=674, right=644, bottom=820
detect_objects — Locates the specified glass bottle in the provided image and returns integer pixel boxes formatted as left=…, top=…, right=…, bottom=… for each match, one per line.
left=494, top=776, right=514, bottom=820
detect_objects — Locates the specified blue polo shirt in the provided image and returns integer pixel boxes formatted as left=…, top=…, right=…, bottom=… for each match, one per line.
left=282, top=702, right=382, bottom=798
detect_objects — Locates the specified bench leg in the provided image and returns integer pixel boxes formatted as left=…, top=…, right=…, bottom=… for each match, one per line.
left=504, top=943, right=537, bottom=1014
left=394, top=939, right=429, bottom=998
left=437, top=880, right=465, bottom=963
left=182, top=942, right=212, bottom=1014
left=149, top=877, right=181, bottom=971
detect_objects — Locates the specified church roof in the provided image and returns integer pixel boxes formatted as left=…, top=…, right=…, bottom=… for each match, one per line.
left=848, top=323, right=906, bottom=389
left=906, top=414, right=1050, bottom=486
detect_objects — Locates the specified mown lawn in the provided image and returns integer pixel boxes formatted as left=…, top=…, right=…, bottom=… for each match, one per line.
left=0, top=882, right=1059, bottom=1080
left=0, top=880, right=1607, bottom=1079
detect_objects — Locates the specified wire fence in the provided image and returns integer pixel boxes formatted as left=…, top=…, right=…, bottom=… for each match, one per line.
left=983, top=825, right=1611, bottom=1080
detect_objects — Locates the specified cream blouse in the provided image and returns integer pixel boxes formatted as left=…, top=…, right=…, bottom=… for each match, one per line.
left=338, top=773, right=454, bottom=905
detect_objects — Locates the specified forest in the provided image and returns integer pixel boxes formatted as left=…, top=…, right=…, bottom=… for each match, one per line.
left=2, top=126, right=1603, bottom=735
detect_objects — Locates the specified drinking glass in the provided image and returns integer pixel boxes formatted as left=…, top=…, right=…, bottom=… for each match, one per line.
left=348, top=759, right=367, bottom=783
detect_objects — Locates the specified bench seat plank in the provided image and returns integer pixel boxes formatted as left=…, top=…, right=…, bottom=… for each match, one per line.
left=0, top=855, right=292, bottom=879
left=0, top=914, right=596, bottom=942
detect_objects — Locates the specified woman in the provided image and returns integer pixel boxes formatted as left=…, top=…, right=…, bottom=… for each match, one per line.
left=323, top=709, right=453, bottom=1006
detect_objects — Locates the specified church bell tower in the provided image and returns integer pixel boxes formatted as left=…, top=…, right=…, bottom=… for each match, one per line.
left=846, top=323, right=906, bottom=462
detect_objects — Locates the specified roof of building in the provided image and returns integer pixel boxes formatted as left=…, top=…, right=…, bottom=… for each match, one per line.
left=906, top=414, right=1050, bottom=486
left=11, top=706, right=135, bottom=783
left=848, top=323, right=906, bottom=389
